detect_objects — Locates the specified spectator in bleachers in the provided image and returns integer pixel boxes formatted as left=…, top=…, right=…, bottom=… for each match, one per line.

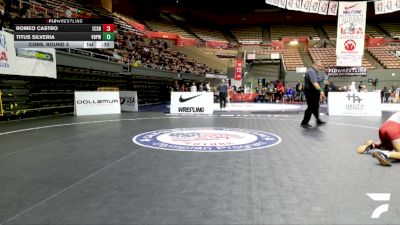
left=296, top=80, right=304, bottom=102
left=276, top=81, right=285, bottom=102
left=284, top=84, right=294, bottom=102
left=323, top=37, right=329, bottom=48
left=349, top=81, right=357, bottom=92
left=198, top=83, right=204, bottom=92
left=190, top=82, right=197, bottom=92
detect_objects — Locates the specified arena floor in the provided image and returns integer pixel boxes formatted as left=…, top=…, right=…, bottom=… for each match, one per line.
left=0, top=103, right=399, bottom=225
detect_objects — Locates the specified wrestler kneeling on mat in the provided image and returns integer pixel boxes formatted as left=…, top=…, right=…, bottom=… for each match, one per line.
left=357, top=111, right=400, bottom=166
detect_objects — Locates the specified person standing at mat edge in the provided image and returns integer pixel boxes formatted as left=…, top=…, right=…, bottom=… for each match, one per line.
left=218, top=79, right=228, bottom=109
left=301, top=61, right=326, bottom=128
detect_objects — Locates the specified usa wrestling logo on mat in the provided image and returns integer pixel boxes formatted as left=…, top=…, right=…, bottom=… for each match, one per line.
left=132, top=128, right=281, bottom=152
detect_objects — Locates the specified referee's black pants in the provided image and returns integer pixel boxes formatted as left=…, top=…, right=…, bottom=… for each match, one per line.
left=219, top=92, right=227, bottom=108
left=301, top=90, right=320, bottom=125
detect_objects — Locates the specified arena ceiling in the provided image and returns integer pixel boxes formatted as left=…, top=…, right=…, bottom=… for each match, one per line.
left=112, top=0, right=400, bottom=25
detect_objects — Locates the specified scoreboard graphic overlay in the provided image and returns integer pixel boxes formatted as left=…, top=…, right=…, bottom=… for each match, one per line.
left=14, top=19, right=115, bottom=49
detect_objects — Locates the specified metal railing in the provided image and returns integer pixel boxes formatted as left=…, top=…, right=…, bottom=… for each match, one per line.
left=63, top=48, right=130, bottom=65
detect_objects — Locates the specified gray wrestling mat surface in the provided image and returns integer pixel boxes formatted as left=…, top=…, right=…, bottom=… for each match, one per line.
left=0, top=111, right=399, bottom=225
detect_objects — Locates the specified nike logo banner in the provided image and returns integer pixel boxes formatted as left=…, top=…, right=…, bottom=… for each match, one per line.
left=179, top=94, right=202, bottom=103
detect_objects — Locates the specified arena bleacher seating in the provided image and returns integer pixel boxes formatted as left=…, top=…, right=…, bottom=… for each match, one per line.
left=379, top=23, right=400, bottom=39
left=143, top=18, right=195, bottom=39
left=368, top=46, right=400, bottom=69
left=252, top=48, right=305, bottom=71
left=231, top=27, right=263, bottom=45
left=322, top=24, right=337, bottom=40
left=282, top=49, right=305, bottom=71
left=309, top=48, right=375, bottom=69
left=270, top=24, right=319, bottom=40
left=188, top=25, right=228, bottom=42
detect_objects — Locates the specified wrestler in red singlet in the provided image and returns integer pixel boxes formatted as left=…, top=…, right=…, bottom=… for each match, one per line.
left=379, top=112, right=400, bottom=150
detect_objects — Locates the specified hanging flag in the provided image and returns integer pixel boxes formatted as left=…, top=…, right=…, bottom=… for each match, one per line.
left=293, top=0, right=303, bottom=11
left=318, top=0, right=329, bottom=14
left=386, top=0, right=397, bottom=13
left=309, top=0, right=320, bottom=13
left=286, top=0, right=295, bottom=10
left=234, top=59, right=243, bottom=81
left=328, top=1, right=339, bottom=15
left=336, top=1, right=367, bottom=66
left=301, top=0, right=312, bottom=12
left=278, top=0, right=287, bottom=9
left=375, top=0, right=385, bottom=14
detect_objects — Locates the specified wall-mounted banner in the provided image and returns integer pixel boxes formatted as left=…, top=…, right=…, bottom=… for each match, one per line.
left=326, top=67, right=367, bottom=77
left=0, top=31, right=56, bottom=78
left=234, top=59, right=243, bottom=80
left=120, top=91, right=138, bottom=112
left=336, top=1, right=367, bottom=66
left=170, top=92, right=214, bottom=114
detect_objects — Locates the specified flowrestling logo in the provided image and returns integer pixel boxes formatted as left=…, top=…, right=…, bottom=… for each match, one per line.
left=133, top=127, right=281, bottom=152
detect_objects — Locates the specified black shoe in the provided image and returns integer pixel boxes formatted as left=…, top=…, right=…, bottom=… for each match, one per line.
left=300, top=123, right=312, bottom=128
left=317, top=120, right=326, bottom=126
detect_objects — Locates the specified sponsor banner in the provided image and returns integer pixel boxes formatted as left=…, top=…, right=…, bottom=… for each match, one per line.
left=234, top=59, right=243, bottom=80
left=336, top=54, right=363, bottom=67
left=328, top=92, right=381, bottom=116
left=132, top=127, right=281, bottom=152
left=326, top=67, right=367, bottom=77
left=336, top=2, right=367, bottom=56
left=120, top=91, right=138, bottom=112
left=328, top=1, right=339, bottom=15
left=309, top=0, right=320, bottom=13
left=318, top=0, right=329, bottom=14
left=336, top=1, right=366, bottom=66
left=0, top=31, right=56, bottom=78
left=170, top=92, right=214, bottom=114
left=74, top=91, right=121, bottom=116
